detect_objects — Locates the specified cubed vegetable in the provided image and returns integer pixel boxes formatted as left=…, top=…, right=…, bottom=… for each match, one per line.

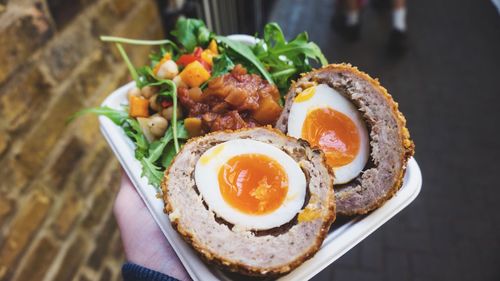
left=184, top=117, right=203, bottom=137
left=198, top=59, right=211, bottom=71
left=208, top=39, right=218, bottom=54
left=177, top=47, right=211, bottom=71
left=193, top=47, right=203, bottom=57
left=251, top=96, right=282, bottom=124
left=129, top=95, right=150, bottom=118
left=188, top=87, right=203, bottom=102
left=161, top=100, right=173, bottom=108
left=176, top=54, right=198, bottom=67
left=224, top=88, right=247, bottom=107
left=201, top=49, right=216, bottom=65
left=179, top=61, right=211, bottom=88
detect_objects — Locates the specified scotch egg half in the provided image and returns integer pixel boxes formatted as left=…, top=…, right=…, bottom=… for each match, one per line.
left=287, top=84, right=370, bottom=184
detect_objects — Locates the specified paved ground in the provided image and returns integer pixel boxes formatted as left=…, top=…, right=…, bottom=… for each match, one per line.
left=270, top=0, right=500, bottom=280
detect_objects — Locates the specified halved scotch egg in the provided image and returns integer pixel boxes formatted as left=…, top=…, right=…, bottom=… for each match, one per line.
left=162, top=127, right=335, bottom=276
left=286, top=84, right=370, bottom=184
left=276, top=64, right=414, bottom=216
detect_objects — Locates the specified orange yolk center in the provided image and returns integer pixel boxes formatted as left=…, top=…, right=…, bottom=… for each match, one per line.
left=302, top=108, right=360, bottom=167
left=218, top=153, right=288, bottom=215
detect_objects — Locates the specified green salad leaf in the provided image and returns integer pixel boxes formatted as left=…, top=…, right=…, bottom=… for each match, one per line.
left=253, top=22, right=328, bottom=94
left=263, top=23, right=286, bottom=46
left=171, top=17, right=213, bottom=52
left=157, top=124, right=188, bottom=169
left=260, top=23, right=327, bottom=65
left=147, top=121, right=188, bottom=163
left=197, top=25, right=211, bottom=47
left=211, top=53, right=235, bottom=78
left=140, top=158, right=164, bottom=187
left=215, top=36, right=274, bottom=85
left=140, top=122, right=188, bottom=187
left=123, top=118, right=149, bottom=160
left=136, top=66, right=156, bottom=89
left=200, top=53, right=236, bottom=89
left=100, top=36, right=178, bottom=49
left=160, top=142, right=178, bottom=168
left=68, top=106, right=129, bottom=125
left=116, top=43, right=139, bottom=84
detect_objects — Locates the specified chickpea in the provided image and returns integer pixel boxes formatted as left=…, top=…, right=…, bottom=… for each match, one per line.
left=127, top=87, right=141, bottom=99
left=172, top=75, right=187, bottom=88
left=149, top=94, right=162, bottom=112
left=148, top=115, right=168, bottom=137
left=156, top=60, right=179, bottom=80
left=161, top=106, right=183, bottom=121
left=141, top=85, right=158, bottom=99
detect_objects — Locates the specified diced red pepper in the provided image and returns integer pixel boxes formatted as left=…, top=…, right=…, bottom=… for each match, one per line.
left=177, top=54, right=198, bottom=67
left=177, top=47, right=211, bottom=71
left=193, top=47, right=203, bottom=58
left=199, top=59, right=212, bottom=72
left=161, top=100, right=173, bottom=108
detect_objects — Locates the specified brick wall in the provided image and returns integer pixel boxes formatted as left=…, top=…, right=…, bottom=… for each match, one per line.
left=0, top=0, right=164, bottom=280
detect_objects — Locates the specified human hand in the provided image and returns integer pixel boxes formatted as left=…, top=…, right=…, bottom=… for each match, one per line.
left=114, top=172, right=191, bottom=281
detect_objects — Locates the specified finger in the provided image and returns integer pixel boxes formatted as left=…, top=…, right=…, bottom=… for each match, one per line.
left=112, top=172, right=191, bottom=280
left=114, top=172, right=146, bottom=218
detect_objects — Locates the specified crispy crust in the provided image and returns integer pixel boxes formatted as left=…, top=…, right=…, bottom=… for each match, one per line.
left=276, top=63, right=414, bottom=216
left=161, top=127, right=336, bottom=276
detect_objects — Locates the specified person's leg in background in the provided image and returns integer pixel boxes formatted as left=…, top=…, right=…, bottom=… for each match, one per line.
left=388, top=0, right=408, bottom=54
left=345, top=0, right=362, bottom=41
left=392, top=0, right=407, bottom=32
left=333, top=0, right=362, bottom=42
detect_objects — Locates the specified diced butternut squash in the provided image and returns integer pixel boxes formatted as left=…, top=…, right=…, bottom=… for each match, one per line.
left=153, top=53, right=172, bottom=75
left=179, top=61, right=211, bottom=88
left=208, top=39, right=218, bottom=54
left=201, top=49, right=216, bottom=65
left=251, top=96, right=282, bottom=124
left=184, top=117, right=203, bottom=137
left=224, top=88, right=247, bottom=107
left=188, top=87, right=203, bottom=102
left=129, top=95, right=150, bottom=118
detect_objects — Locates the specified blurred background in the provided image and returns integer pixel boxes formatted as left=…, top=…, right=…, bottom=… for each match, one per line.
left=0, top=0, right=499, bottom=280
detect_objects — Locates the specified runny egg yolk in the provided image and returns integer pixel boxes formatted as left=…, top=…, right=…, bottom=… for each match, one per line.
left=218, top=153, right=288, bottom=215
left=302, top=108, right=360, bottom=167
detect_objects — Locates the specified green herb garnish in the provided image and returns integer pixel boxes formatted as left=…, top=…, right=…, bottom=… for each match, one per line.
left=215, top=36, right=274, bottom=85
left=68, top=106, right=129, bottom=125
left=211, top=53, right=236, bottom=78
left=170, top=17, right=213, bottom=52
left=140, top=122, right=188, bottom=187
left=253, top=23, right=328, bottom=94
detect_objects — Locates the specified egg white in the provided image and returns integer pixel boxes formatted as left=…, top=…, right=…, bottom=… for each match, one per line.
left=287, top=84, right=370, bottom=184
left=194, top=139, right=306, bottom=230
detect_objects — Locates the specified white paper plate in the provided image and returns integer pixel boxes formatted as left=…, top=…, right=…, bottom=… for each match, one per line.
left=99, top=35, right=422, bottom=280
